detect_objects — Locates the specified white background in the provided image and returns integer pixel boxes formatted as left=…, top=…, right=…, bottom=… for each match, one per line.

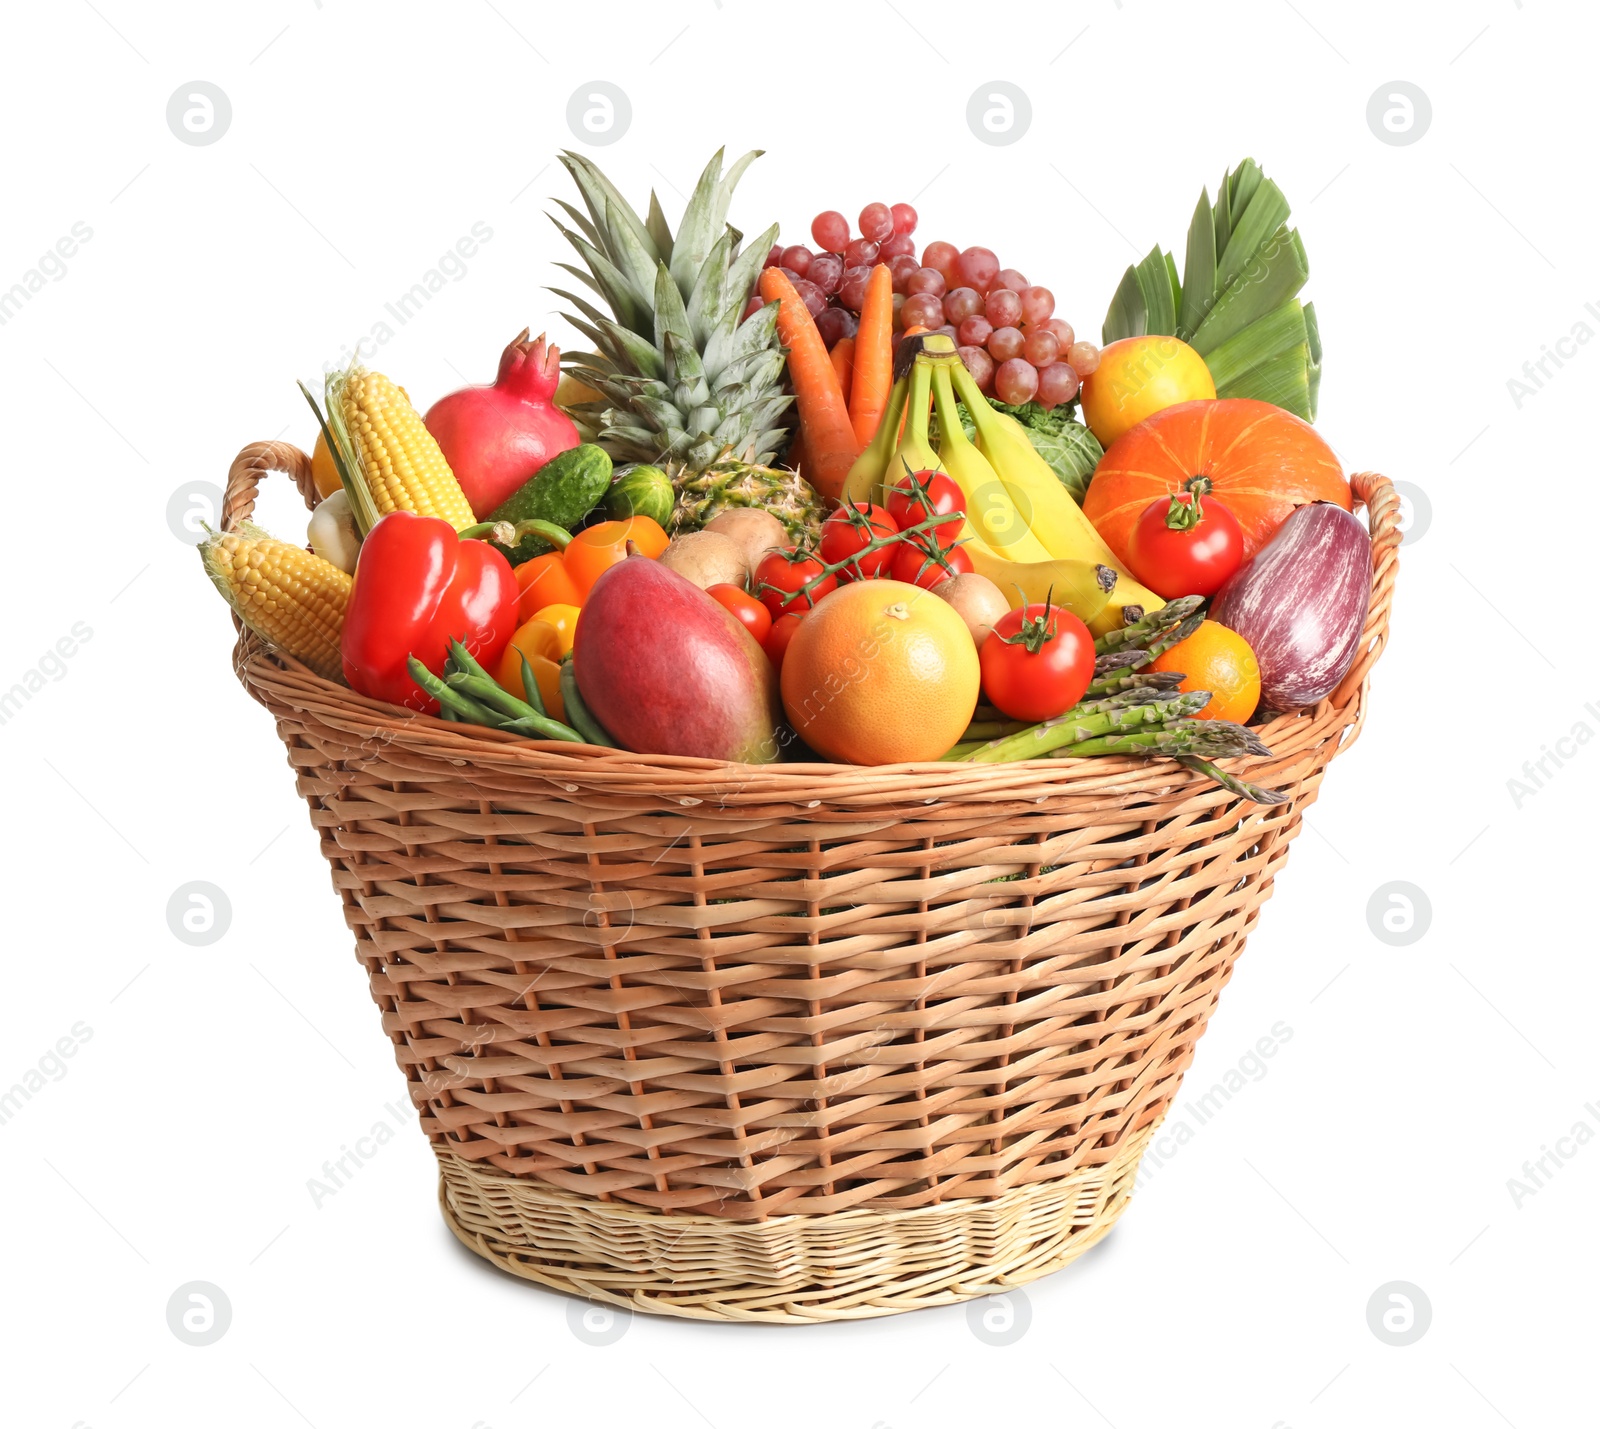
left=2, top=1, right=1595, bottom=1425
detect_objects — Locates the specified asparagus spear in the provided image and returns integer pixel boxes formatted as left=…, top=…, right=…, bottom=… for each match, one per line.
left=963, top=691, right=1213, bottom=763
left=1177, top=754, right=1290, bottom=806
left=1093, top=596, right=1204, bottom=655
left=1094, top=648, right=1149, bottom=676
left=1084, top=668, right=1186, bottom=700
left=1044, top=720, right=1260, bottom=761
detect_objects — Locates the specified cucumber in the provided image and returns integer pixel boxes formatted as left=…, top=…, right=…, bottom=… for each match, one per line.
left=603, top=464, right=675, bottom=528
left=487, top=444, right=612, bottom=563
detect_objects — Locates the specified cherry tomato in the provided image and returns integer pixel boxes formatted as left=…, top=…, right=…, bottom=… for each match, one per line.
left=753, top=547, right=836, bottom=617
left=818, top=501, right=897, bottom=580
left=706, top=583, right=773, bottom=644
left=886, top=468, right=966, bottom=545
left=1127, top=478, right=1244, bottom=599
left=890, top=539, right=972, bottom=590
left=763, top=610, right=808, bottom=672
left=979, top=602, right=1095, bottom=722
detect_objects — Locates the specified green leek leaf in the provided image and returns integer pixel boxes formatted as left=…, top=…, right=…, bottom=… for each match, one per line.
left=1189, top=228, right=1309, bottom=355
left=1203, top=299, right=1307, bottom=392
left=1216, top=343, right=1311, bottom=419
left=1178, top=189, right=1217, bottom=340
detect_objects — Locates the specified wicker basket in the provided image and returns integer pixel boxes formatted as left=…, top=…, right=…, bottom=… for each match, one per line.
left=223, top=443, right=1398, bottom=1323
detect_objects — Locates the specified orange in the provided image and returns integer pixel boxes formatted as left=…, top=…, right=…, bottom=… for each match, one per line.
left=495, top=619, right=565, bottom=720
left=563, top=516, right=669, bottom=597
left=310, top=429, right=342, bottom=500
left=1079, top=335, right=1215, bottom=448
left=780, top=579, right=979, bottom=764
left=1148, top=619, right=1261, bottom=723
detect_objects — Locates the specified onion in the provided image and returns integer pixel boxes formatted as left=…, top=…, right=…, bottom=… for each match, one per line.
left=1211, top=503, right=1371, bottom=711
left=932, top=572, right=1009, bottom=649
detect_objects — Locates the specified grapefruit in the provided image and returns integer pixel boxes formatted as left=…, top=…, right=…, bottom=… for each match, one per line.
left=780, top=580, right=979, bottom=764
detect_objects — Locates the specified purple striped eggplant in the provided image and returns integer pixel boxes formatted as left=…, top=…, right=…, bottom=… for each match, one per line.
left=1211, top=502, right=1371, bottom=711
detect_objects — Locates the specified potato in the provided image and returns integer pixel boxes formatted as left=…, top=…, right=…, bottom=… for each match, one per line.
left=932, top=572, right=1009, bottom=649
left=658, top=530, right=749, bottom=591
left=704, top=509, right=787, bottom=574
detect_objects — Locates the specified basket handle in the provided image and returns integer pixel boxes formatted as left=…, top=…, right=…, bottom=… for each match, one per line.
left=1328, top=470, right=1400, bottom=708
left=223, top=441, right=320, bottom=534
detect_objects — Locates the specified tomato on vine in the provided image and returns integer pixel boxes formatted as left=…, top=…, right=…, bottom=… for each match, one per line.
left=979, top=597, right=1095, bottom=722
left=762, top=610, right=809, bottom=672
left=753, top=547, right=836, bottom=617
left=890, top=538, right=972, bottom=590
left=1127, top=476, right=1244, bottom=600
left=818, top=501, right=898, bottom=580
left=886, top=465, right=965, bottom=547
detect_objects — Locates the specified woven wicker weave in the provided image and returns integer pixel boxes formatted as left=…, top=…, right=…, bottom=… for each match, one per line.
left=223, top=443, right=1398, bottom=1321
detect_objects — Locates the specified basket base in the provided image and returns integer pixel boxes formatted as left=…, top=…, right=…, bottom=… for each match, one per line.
left=437, top=1126, right=1151, bottom=1324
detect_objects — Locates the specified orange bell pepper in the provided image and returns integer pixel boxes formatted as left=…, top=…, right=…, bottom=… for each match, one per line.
left=504, top=515, right=669, bottom=617
left=495, top=618, right=565, bottom=719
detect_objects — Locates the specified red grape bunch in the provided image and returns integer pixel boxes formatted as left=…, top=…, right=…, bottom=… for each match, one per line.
left=752, top=202, right=1103, bottom=411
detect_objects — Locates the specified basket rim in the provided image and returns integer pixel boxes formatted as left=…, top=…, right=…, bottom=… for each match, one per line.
left=222, top=442, right=1398, bottom=801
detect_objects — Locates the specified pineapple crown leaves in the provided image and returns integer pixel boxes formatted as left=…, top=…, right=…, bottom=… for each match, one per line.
left=548, top=148, right=788, bottom=470
left=552, top=148, right=768, bottom=341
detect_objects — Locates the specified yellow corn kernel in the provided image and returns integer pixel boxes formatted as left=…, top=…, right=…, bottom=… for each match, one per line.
left=202, top=527, right=351, bottom=682
left=339, top=369, right=475, bottom=530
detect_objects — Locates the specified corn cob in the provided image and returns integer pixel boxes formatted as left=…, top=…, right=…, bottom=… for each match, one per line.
left=201, top=522, right=351, bottom=681
left=327, top=366, right=475, bottom=531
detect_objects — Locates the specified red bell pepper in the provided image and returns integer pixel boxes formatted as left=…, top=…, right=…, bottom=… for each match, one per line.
left=341, top=511, right=519, bottom=711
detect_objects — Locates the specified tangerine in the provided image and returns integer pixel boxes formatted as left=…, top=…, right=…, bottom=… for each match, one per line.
left=1147, top=619, right=1261, bottom=723
left=780, top=580, right=979, bottom=764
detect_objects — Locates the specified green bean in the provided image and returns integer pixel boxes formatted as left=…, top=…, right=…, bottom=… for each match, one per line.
left=499, top=713, right=585, bottom=743
left=445, top=669, right=541, bottom=724
left=407, top=657, right=502, bottom=725
left=559, top=661, right=617, bottom=748
left=516, top=650, right=547, bottom=717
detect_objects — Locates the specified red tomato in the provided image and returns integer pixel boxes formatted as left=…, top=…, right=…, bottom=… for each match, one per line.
left=979, top=602, right=1095, bottom=722
left=1127, top=479, right=1245, bottom=599
left=706, top=583, right=773, bottom=644
left=763, top=610, right=808, bottom=672
left=818, top=501, right=897, bottom=580
left=886, top=468, right=966, bottom=546
left=753, top=548, right=836, bottom=617
left=890, top=539, right=973, bottom=590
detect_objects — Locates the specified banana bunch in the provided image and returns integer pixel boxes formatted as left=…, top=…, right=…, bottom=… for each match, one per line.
left=843, top=335, right=1160, bottom=633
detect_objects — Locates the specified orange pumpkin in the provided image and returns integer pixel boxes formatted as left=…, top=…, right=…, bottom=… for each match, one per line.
left=1083, top=399, right=1350, bottom=564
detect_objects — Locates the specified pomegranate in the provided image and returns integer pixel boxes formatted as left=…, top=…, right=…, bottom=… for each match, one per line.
left=424, top=328, right=580, bottom=518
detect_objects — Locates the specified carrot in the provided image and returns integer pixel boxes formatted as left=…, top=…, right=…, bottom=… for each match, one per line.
left=830, top=336, right=855, bottom=407
left=848, top=264, right=894, bottom=446
left=759, top=266, right=860, bottom=502
left=787, top=426, right=808, bottom=480
left=901, top=324, right=930, bottom=337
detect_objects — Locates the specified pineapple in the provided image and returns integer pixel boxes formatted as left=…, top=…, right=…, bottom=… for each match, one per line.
left=549, top=148, right=822, bottom=540
left=671, top=448, right=824, bottom=542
